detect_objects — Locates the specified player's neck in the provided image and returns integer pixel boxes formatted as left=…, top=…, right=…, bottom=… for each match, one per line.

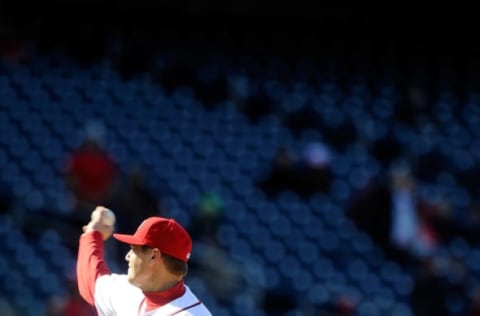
left=143, top=280, right=186, bottom=311
left=144, top=275, right=183, bottom=293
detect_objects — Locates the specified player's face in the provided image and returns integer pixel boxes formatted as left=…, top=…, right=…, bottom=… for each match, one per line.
left=125, top=245, right=154, bottom=289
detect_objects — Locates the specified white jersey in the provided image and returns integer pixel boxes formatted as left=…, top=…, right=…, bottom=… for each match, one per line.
left=95, top=274, right=212, bottom=316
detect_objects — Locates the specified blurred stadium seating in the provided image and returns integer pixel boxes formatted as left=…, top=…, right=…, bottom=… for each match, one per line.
left=1, top=15, right=480, bottom=315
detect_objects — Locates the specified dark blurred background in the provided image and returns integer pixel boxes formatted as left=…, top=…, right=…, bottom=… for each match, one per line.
left=1, top=1, right=480, bottom=316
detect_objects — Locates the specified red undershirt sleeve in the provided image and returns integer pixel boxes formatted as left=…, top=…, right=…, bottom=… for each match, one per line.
left=77, top=231, right=111, bottom=306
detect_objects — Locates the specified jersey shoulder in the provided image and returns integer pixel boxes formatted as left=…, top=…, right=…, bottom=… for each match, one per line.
left=150, top=285, right=212, bottom=316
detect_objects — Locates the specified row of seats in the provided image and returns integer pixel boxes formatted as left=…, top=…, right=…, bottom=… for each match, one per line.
left=0, top=215, right=67, bottom=315
left=1, top=45, right=478, bottom=315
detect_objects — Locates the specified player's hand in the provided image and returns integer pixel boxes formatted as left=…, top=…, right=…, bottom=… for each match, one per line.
left=82, top=206, right=115, bottom=241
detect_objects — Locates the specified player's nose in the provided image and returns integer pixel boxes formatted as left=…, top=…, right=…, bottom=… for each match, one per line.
left=125, top=249, right=132, bottom=261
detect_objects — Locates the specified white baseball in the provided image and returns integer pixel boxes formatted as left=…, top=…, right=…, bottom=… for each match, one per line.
left=91, top=207, right=116, bottom=226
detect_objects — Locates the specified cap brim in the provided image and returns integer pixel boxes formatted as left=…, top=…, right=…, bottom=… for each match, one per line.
left=113, top=233, right=144, bottom=245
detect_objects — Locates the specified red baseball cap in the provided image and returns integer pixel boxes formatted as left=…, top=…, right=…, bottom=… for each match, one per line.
left=113, top=217, right=192, bottom=262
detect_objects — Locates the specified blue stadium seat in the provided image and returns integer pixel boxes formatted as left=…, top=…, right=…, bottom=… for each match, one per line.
left=296, top=240, right=319, bottom=265
left=176, top=183, right=200, bottom=210
left=37, top=229, right=62, bottom=252
left=323, top=269, right=348, bottom=297
left=291, top=269, right=313, bottom=293
left=263, top=266, right=281, bottom=290
left=230, top=174, right=254, bottom=198
left=467, top=248, right=480, bottom=273
left=261, top=239, right=285, bottom=265
left=346, top=258, right=369, bottom=283
left=160, top=133, right=183, bottom=156
left=350, top=231, right=375, bottom=255
left=357, top=300, right=381, bottom=316
left=0, top=75, right=12, bottom=93
left=9, top=65, right=32, bottom=85
left=190, top=135, right=215, bottom=159
left=0, top=257, right=8, bottom=278
left=216, top=223, right=239, bottom=247
left=390, top=302, right=413, bottom=316
left=448, top=237, right=470, bottom=259
left=0, top=150, right=7, bottom=176
left=358, top=272, right=383, bottom=297
left=276, top=190, right=301, bottom=211
left=373, top=286, right=396, bottom=311
left=372, top=95, right=394, bottom=118
left=227, top=235, right=254, bottom=261
left=0, top=90, right=18, bottom=110
left=283, top=203, right=311, bottom=227
left=237, top=150, right=259, bottom=173
left=7, top=100, right=30, bottom=122
left=9, top=175, right=33, bottom=199
left=252, top=200, right=275, bottom=224
left=19, top=75, right=45, bottom=93
left=23, top=189, right=46, bottom=210
left=12, top=287, right=36, bottom=314
left=391, top=274, right=414, bottom=298
left=307, top=283, right=331, bottom=307
left=268, top=213, right=292, bottom=239
left=312, top=256, right=334, bottom=281
left=1, top=269, right=25, bottom=297
left=302, top=215, right=324, bottom=241
left=174, top=147, right=195, bottom=171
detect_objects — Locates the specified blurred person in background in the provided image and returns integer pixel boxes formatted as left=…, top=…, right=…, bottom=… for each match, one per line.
left=300, top=141, right=332, bottom=194
left=188, top=191, right=224, bottom=244
left=21, top=121, right=120, bottom=253
left=112, top=164, right=165, bottom=236
left=110, top=164, right=166, bottom=265
left=412, top=252, right=469, bottom=316
left=388, top=162, right=439, bottom=260
left=258, top=143, right=332, bottom=199
left=410, top=256, right=448, bottom=316
left=257, top=146, right=299, bottom=196
left=187, top=190, right=265, bottom=310
left=64, top=120, right=120, bottom=219
left=187, top=191, right=245, bottom=306
left=347, top=160, right=440, bottom=265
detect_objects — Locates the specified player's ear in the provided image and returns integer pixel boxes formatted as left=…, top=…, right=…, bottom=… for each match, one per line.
left=150, top=249, right=161, bottom=262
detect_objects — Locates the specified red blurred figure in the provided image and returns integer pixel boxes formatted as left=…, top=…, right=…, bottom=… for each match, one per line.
left=64, top=121, right=119, bottom=217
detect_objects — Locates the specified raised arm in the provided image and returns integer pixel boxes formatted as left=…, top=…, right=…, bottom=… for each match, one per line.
left=76, top=206, right=115, bottom=305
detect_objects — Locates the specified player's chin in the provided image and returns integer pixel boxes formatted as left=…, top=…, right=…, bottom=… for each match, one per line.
left=127, top=269, right=135, bottom=283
